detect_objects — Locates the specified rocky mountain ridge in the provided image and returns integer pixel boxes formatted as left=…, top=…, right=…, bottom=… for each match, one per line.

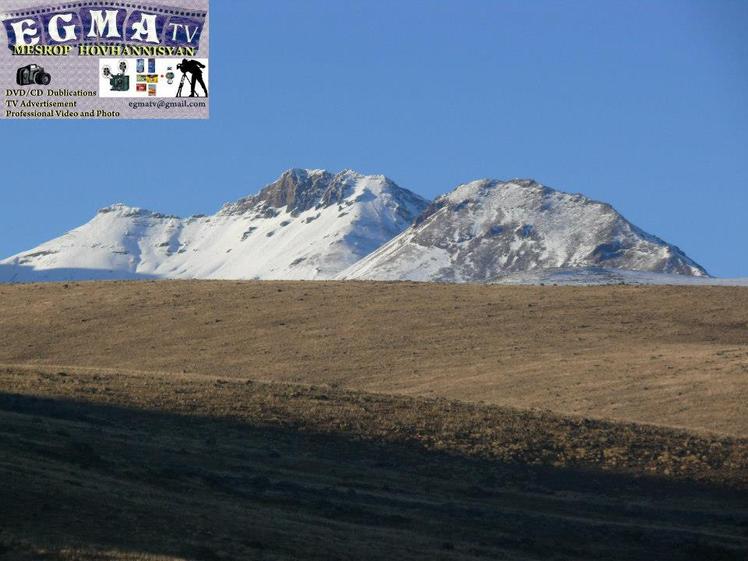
left=0, top=171, right=708, bottom=283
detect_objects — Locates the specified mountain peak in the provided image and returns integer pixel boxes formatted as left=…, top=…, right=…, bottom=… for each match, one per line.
left=283, top=168, right=333, bottom=180
left=97, top=203, right=177, bottom=220
left=220, top=168, right=413, bottom=217
left=341, top=178, right=708, bottom=282
left=98, top=203, right=152, bottom=217
left=221, top=168, right=336, bottom=216
left=3, top=168, right=429, bottom=282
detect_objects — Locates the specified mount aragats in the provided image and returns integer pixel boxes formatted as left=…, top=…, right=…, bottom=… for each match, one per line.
left=0, top=168, right=709, bottom=283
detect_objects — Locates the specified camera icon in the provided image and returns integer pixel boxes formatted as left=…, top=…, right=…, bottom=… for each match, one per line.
left=16, top=64, right=52, bottom=86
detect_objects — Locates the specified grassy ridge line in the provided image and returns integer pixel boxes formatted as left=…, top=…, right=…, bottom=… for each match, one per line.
left=0, top=360, right=738, bottom=438
left=0, top=362, right=240, bottom=382
left=2, top=368, right=746, bottom=489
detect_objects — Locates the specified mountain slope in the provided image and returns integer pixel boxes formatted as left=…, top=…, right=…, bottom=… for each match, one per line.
left=340, top=179, right=707, bottom=282
left=0, top=169, right=428, bottom=282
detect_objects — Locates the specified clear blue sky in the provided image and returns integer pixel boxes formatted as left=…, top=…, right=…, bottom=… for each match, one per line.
left=2, top=0, right=746, bottom=276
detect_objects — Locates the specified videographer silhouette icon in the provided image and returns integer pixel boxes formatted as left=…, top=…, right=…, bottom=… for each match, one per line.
left=176, top=59, right=208, bottom=98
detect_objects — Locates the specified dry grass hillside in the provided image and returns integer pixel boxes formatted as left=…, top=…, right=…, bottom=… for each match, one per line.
left=1, top=281, right=747, bottom=560
left=1, top=281, right=746, bottom=435
left=1, top=367, right=746, bottom=560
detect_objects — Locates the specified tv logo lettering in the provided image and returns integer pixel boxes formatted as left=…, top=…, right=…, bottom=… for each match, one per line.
left=2, top=2, right=206, bottom=50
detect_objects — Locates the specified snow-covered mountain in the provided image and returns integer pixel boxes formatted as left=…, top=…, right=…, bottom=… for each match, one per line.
left=0, top=169, right=428, bottom=282
left=339, top=178, right=708, bottom=282
left=0, top=172, right=710, bottom=284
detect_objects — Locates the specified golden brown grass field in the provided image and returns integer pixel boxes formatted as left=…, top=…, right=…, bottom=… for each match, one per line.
left=0, top=281, right=747, bottom=560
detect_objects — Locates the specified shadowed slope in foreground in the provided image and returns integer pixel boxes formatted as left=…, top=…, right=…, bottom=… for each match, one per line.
left=0, top=368, right=746, bottom=561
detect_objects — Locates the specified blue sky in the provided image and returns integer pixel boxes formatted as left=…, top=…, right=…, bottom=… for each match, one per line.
left=1, top=0, right=746, bottom=276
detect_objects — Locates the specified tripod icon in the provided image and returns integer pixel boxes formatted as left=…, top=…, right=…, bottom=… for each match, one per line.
left=176, top=73, right=189, bottom=97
